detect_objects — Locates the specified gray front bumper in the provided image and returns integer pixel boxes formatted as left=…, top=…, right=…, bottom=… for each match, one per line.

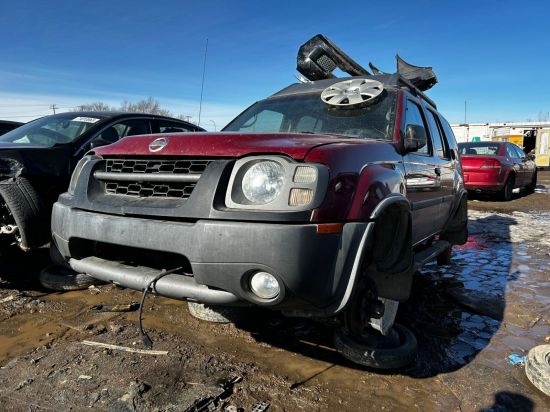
left=52, top=202, right=370, bottom=313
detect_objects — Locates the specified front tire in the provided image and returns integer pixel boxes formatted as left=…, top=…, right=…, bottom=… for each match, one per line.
left=334, top=324, right=417, bottom=369
left=0, top=177, right=49, bottom=250
left=525, top=170, right=537, bottom=194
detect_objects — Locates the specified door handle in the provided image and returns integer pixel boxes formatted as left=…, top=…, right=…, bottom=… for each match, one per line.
left=434, top=167, right=441, bottom=176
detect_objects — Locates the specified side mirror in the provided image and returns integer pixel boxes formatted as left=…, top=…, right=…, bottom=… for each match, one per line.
left=404, top=124, right=427, bottom=153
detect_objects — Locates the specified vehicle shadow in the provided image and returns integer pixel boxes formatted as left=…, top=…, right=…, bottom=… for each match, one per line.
left=0, top=246, right=50, bottom=292
left=231, top=213, right=517, bottom=379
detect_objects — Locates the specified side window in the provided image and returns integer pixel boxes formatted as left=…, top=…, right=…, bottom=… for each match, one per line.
left=512, top=145, right=526, bottom=158
left=438, top=115, right=458, bottom=159
left=113, top=119, right=151, bottom=138
left=426, top=110, right=449, bottom=159
left=405, top=100, right=430, bottom=155
left=238, top=110, right=284, bottom=132
left=158, top=120, right=194, bottom=133
left=506, top=144, right=519, bottom=158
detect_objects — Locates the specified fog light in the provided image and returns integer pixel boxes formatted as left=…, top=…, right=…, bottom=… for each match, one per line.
left=250, top=272, right=280, bottom=299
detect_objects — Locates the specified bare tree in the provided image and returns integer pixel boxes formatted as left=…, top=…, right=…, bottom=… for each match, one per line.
left=75, top=97, right=174, bottom=117
left=75, top=101, right=114, bottom=111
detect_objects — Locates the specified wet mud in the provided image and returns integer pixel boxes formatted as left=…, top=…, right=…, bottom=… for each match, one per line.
left=0, top=173, right=549, bottom=411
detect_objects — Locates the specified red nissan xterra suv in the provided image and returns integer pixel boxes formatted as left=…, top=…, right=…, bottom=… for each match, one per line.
left=51, top=35, right=467, bottom=369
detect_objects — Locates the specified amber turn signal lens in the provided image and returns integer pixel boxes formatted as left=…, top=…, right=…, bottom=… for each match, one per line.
left=289, top=188, right=313, bottom=206
left=316, top=223, right=343, bottom=234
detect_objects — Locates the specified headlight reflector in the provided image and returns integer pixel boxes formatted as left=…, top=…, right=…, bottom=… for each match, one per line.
left=241, top=161, right=285, bottom=204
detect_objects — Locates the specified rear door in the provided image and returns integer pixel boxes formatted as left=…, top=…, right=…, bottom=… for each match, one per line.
left=424, top=107, right=454, bottom=220
left=505, top=143, right=525, bottom=186
left=402, top=97, right=444, bottom=244
left=512, top=145, right=535, bottom=185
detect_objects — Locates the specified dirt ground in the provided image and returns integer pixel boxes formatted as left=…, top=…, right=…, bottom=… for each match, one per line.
left=0, top=173, right=549, bottom=411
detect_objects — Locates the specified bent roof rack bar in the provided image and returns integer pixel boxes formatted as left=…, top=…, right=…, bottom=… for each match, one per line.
left=398, top=77, right=437, bottom=109
left=296, top=34, right=438, bottom=99
left=297, top=34, right=370, bottom=81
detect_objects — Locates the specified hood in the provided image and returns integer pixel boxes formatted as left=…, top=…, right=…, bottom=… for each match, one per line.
left=93, top=132, right=369, bottom=160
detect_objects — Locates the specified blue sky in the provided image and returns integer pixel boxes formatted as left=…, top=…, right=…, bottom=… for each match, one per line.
left=1, top=0, right=549, bottom=129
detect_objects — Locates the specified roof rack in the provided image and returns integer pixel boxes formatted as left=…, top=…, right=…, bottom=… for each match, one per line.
left=296, top=34, right=438, bottom=106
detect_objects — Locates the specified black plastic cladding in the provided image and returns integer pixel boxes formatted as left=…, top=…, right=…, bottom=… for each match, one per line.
left=61, top=158, right=315, bottom=222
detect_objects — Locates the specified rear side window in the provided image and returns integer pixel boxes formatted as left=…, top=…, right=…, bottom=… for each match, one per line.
left=425, top=110, right=449, bottom=159
left=438, top=115, right=459, bottom=159
left=158, top=120, right=194, bottom=133
left=405, top=100, right=430, bottom=155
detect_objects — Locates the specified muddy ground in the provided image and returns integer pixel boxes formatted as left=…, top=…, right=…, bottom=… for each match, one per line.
left=0, top=174, right=549, bottom=411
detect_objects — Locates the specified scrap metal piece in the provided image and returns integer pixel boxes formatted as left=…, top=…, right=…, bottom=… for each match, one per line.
left=251, top=400, right=270, bottom=412
left=184, top=376, right=243, bottom=412
left=297, top=34, right=370, bottom=81
left=396, top=54, right=437, bottom=91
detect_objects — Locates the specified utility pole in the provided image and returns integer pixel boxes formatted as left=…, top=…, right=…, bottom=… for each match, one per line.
left=50, top=104, right=58, bottom=114
left=198, top=38, right=209, bottom=127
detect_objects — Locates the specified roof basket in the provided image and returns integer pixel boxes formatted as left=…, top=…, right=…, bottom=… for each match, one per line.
left=296, top=34, right=438, bottom=91
left=297, top=34, right=370, bottom=81
left=396, top=54, right=437, bottom=91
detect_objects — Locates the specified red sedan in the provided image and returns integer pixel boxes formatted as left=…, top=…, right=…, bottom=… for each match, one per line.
left=458, top=141, right=537, bottom=200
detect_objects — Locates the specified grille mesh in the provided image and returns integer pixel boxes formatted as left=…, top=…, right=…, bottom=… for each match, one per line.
left=101, top=158, right=212, bottom=199
left=106, top=159, right=210, bottom=174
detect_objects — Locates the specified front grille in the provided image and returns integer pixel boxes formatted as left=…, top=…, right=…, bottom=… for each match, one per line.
left=106, top=158, right=210, bottom=174
left=105, top=181, right=196, bottom=199
left=98, top=158, right=213, bottom=200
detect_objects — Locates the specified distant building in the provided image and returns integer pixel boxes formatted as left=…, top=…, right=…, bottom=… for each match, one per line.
left=451, top=122, right=550, bottom=167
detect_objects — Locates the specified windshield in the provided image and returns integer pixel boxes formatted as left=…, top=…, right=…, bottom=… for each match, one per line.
left=458, top=143, right=500, bottom=155
left=0, top=113, right=107, bottom=146
left=223, top=90, right=397, bottom=140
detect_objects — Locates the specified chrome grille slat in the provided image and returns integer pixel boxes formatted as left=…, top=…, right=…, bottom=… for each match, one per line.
left=94, top=171, right=201, bottom=182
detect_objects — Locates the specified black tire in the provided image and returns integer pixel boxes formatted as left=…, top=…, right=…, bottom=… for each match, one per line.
left=334, top=324, right=417, bottom=369
left=525, top=170, right=537, bottom=194
left=0, top=177, right=49, bottom=250
left=499, top=174, right=515, bottom=201
left=187, top=302, right=245, bottom=323
left=39, top=264, right=105, bottom=291
left=525, top=345, right=550, bottom=396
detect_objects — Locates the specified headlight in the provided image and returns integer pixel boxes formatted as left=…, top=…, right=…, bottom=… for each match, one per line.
left=68, top=155, right=97, bottom=194
left=225, top=156, right=328, bottom=211
left=241, top=161, right=285, bottom=204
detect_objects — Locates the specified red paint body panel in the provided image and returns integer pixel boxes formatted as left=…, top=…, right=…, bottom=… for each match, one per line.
left=461, top=155, right=509, bottom=191
left=305, top=141, right=404, bottom=221
left=94, top=132, right=365, bottom=160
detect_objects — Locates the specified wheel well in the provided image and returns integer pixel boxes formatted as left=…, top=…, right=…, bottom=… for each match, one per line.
left=370, top=202, right=412, bottom=274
